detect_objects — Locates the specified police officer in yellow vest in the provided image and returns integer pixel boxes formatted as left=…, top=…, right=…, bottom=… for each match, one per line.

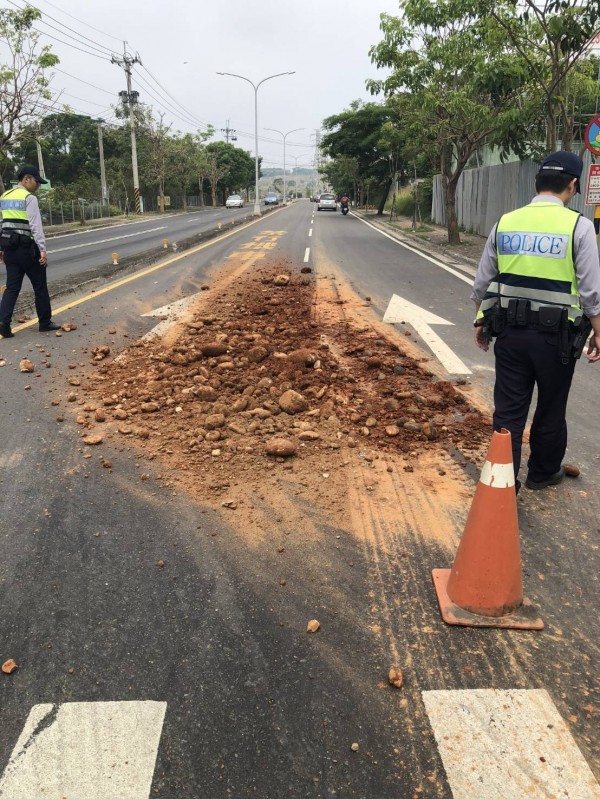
left=472, top=151, right=600, bottom=492
left=0, top=165, right=60, bottom=338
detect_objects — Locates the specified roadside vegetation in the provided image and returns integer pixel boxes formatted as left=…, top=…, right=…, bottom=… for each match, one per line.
left=321, top=0, right=600, bottom=243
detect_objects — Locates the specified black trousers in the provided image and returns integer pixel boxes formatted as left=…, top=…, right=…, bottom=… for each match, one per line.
left=0, top=242, right=51, bottom=327
left=493, top=326, right=576, bottom=483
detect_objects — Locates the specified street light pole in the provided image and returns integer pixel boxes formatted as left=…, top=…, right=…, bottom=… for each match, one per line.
left=217, top=71, right=295, bottom=215
left=264, top=127, right=304, bottom=203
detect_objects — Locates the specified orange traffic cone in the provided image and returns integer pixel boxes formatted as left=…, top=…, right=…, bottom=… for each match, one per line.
left=432, top=428, right=543, bottom=629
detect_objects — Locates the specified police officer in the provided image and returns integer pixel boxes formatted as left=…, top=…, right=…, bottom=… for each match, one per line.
left=472, top=151, right=600, bottom=491
left=0, top=165, right=60, bottom=338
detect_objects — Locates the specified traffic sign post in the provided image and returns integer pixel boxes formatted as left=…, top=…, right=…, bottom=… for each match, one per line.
left=584, top=114, right=600, bottom=156
left=584, top=164, right=600, bottom=206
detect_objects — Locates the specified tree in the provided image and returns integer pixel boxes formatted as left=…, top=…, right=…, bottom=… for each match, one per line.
left=0, top=6, right=58, bottom=191
left=478, top=0, right=600, bottom=151
left=166, top=130, right=212, bottom=210
left=205, top=141, right=255, bottom=204
left=369, top=1, right=532, bottom=243
left=321, top=101, right=397, bottom=213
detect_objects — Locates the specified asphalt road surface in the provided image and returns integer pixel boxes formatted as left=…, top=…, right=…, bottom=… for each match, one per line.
left=0, top=199, right=598, bottom=798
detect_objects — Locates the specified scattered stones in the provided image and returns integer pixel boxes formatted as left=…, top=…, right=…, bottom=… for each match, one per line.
left=2, top=659, right=18, bottom=674
left=141, top=402, right=160, bottom=413
left=298, top=431, right=320, bottom=441
left=156, top=560, right=165, bottom=568
left=306, top=619, right=320, bottom=633
left=288, top=348, right=317, bottom=366
left=388, top=667, right=404, bottom=689
left=61, top=323, right=77, bottom=332
left=385, top=425, right=400, bottom=437
left=564, top=463, right=580, bottom=477
left=273, top=274, right=290, bottom=286
left=350, top=743, right=359, bottom=752
left=247, top=346, right=269, bottom=363
left=201, top=343, right=228, bottom=357
left=265, top=438, right=297, bottom=458
left=278, top=389, right=309, bottom=415
left=83, top=435, right=103, bottom=446
left=19, top=359, right=34, bottom=373
left=91, top=345, right=110, bottom=361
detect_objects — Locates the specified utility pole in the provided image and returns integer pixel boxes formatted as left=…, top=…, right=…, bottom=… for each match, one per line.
left=112, top=43, right=142, bottom=214
left=35, top=123, right=46, bottom=179
left=221, top=120, right=237, bottom=143
left=97, top=119, right=108, bottom=207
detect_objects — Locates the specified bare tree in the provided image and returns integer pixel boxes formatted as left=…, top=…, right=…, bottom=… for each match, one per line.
left=0, top=7, right=58, bottom=191
left=206, top=152, right=228, bottom=207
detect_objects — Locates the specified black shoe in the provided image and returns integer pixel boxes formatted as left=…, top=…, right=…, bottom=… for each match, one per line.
left=525, top=466, right=565, bottom=490
left=39, top=321, right=61, bottom=332
left=0, top=323, right=14, bottom=338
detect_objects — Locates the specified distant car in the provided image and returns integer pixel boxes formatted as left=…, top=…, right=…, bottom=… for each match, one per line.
left=264, top=192, right=279, bottom=206
left=284, top=195, right=293, bottom=202
left=317, top=193, right=337, bottom=211
left=225, top=194, right=244, bottom=208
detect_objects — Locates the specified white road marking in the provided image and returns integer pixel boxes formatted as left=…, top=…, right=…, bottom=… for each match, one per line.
left=0, top=701, right=167, bottom=798
left=423, top=689, right=600, bottom=799
left=141, top=293, right=202, bottom=340
left=48, top=226, right=167, bottom=254
left=47, top=211, right=208, bottom=241
left=309, top=228, right=313, bottom=237
left=304, top=247, right=310, bottom=262
left=352, top=213, right=474, bottom=284
left=383, top=293, right=471, bottom=375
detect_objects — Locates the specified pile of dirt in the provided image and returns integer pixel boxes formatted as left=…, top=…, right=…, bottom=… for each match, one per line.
left=75, top=259, right=490, bottom=500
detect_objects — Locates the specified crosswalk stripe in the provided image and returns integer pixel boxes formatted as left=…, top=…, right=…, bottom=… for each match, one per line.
left=422, top=688, right=600, bottom=799
left=0, top=700, right=167, bottom=798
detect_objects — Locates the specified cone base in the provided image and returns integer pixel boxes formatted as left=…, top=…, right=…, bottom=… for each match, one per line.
left=432, top=569, right=544, bottom=630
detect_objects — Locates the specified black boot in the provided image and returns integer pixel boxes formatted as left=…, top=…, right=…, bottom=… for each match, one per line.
left=0, top=323, right=14, bottom=338
left=39, top=321, right=61, bottom=332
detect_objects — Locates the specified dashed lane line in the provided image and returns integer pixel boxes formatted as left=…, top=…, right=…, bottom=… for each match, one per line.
left=309, top=228, right=313, bottom=237
left=304, top=247, right=310, bottom=262
left=0, top=701, right=167, bottom=798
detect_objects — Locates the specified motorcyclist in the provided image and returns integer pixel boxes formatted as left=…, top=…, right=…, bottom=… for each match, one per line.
left=340, top=193, right=350, bottom=208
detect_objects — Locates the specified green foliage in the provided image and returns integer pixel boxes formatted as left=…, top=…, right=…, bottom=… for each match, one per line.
left=0, top=6, right=58, bottom=174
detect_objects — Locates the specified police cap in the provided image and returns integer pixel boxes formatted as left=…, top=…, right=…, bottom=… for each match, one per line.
left=17, top=165, right=48, bottom=184
left=537, top=150, right=583, bottom=193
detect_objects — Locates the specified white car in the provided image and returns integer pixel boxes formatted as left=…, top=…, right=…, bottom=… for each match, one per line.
left=317, top=193, right=337, bottom=211
left=226, top=194, right=244, bottom=208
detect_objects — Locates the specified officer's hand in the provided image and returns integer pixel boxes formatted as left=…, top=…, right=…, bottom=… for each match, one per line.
left=586, top=333, right=600, bottom=363
left=39, top=251, right=47, bottom=267
left=475, top=326, right=489, bottom=352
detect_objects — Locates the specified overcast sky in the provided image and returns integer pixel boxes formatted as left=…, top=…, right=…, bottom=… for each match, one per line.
left=27, top=0, right=401, bottom=170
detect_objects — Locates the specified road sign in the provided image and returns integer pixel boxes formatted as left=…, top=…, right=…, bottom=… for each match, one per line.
left=584, top=114, right=600, bottom=156
left=584, top=164, right=600, bottom=206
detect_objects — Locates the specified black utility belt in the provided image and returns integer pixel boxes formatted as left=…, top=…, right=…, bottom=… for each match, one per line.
left=0, top=230, right=33, bottom=249
left=504, top=299, right=567, bottom=331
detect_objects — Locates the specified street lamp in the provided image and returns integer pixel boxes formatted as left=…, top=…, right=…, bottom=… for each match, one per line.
left=264, top=127, right=304, bottom=204
left=216, top=71, right=295, bottom=215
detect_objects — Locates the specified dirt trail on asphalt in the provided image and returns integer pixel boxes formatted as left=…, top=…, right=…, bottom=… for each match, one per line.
left=64, top=249, right=490, bottom=549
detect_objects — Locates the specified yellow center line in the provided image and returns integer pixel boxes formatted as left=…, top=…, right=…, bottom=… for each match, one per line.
left=13, top=207, right=289, bottom=333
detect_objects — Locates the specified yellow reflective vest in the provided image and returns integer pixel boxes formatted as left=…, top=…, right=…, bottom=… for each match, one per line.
left=480, top=201, right=581, bottom=322
left=0, top=186, right=32, bottom=238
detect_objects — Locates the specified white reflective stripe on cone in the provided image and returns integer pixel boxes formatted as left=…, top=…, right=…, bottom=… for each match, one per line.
left=479, top=460, right=515, bottom=488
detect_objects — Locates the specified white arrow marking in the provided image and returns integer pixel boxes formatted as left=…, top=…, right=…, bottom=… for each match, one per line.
left=141, top=293, right=202, bottom=340
left=383, top=293, right=472, bottom=375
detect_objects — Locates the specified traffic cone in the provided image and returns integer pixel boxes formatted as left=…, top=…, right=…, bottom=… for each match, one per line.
left=432, top=428, right=543, bottom=629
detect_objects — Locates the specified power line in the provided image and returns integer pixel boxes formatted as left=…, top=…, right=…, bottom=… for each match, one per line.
left=17, top=0, right=116, bottom=55
left=53, top=68, right=115, bottom=96
left=139, top=63, right=211, bottom=131
left=6, top=0, right=111, bottom=60
left=31, top=0, right=123, bottom=43
left=132, top=72, right=201, bottom=130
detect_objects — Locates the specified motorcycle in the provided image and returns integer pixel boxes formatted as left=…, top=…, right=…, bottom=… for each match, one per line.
left=340, top=199, right=350, bottom=216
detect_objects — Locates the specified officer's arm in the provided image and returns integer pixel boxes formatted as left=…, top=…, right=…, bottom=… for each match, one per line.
left=573, top=218, right=600, bottom=362
left=25, top=194, right=47, bottom=254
